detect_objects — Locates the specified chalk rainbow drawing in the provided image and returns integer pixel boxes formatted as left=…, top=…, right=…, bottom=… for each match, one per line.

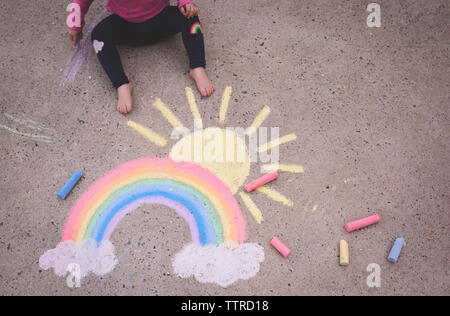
left=190, top=22, right=202, bottom=34
left=40, top=86, right=304, bottom=287
left=40, top=155, right=264, bottom=287
left=62, top=157, right=246, bottom=245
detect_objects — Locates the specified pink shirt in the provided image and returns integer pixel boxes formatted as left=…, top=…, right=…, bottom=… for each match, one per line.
left=69, top=0, right=193, bottom=30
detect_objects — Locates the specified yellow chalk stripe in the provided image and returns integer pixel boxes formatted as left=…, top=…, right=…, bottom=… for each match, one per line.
left=127, top=121, right=168, bottom=147
left=239, top=191, right=263, bottom=224
left=246, top=105, right=271, bottom=136
left=257, top=133, right=297, bottom=153
left=262, top=164, right=305, bottom=173
left=153, top=99, right=185, bottom=130
left=219, top=86, right=232, bottom=123
left=256, top=186, right=294, bottom=207
left=185, top=87, right=203, bottom=129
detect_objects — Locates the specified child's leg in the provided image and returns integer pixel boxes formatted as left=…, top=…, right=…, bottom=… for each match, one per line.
left=91, top=15, right=131, bottom=89
left=177, top=12, right=206, bottom=70
left=147, top=6, right=214, bottom=96
left=131, top=6, right=207, bottom=69
left=174, top=7, right=214, bottom=96
left=91, top=15, right=134, bottom=113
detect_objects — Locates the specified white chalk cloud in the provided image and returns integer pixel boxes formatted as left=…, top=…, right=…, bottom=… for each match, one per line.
left=40, top=240, right=265, bottom=287
left=172, top=242, right=265, bottom=288
left=39, top=239, right=117, bottom=278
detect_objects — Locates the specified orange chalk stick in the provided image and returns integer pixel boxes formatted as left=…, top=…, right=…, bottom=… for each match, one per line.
left=245, top=172, right=279, bottom=192
left=345, top=214, right=380, bottom=232
left=271, top=237, right=291, bottom=257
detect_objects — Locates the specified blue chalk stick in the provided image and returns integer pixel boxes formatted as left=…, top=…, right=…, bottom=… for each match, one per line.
left=58, top=171, right=83, bottom=199
left=388, top=238, right=405, bottom=263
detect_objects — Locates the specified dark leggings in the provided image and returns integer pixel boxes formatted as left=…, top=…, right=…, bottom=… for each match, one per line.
left=91, top=6, right=206, bottom=89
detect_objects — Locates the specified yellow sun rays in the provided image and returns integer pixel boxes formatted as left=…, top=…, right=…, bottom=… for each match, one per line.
left=246, top=105, right=271, bottom=136
left=256, top=186, right=294, bottom=207
left=153, top=98, right=185, bottom=131
left=127, top=86, right=303, bottom=225
left=262, top=164, right=305, bottom=173
left=127, top=121, right=168, bottom=147
left=186, top=87, right=203, bottom=129
left=239, top=192, right=264, bottom=224
left=219, top=86, right=232, bottom=123
left=257, top=133, right=297, bottom=153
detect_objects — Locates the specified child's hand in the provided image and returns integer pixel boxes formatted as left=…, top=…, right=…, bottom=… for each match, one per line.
left=180, top=3, right=199, bottom=19
left=68, top=29, right=82, bottom=48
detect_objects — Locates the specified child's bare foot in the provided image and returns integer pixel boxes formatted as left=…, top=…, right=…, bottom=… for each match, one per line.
left=190, top=67, right=215, bottom=97
left=117, top=83, right=133, bottom=114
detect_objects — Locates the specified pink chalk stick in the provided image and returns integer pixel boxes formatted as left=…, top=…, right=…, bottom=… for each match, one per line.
left=245, top=172, right=279, bottom=192
left=271, top=237, right=291, bottom=257
left=345, top=214, right=380, bottom=232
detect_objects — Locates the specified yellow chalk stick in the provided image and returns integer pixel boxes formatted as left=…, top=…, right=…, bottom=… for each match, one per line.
left=340, top=240, right=349, bottom=266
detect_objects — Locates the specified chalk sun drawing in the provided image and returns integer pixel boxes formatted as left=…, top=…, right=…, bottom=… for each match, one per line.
left=40, top=87, right=304, bottom=287
left=127, top=86, right=304, bottom=212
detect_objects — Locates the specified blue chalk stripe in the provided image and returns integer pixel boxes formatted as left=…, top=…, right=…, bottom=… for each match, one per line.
left=58, top=171, right=83, bottom=199
left=92, top=184, right=218, bottom=245
left=388, top=238, right=405, bottom=263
